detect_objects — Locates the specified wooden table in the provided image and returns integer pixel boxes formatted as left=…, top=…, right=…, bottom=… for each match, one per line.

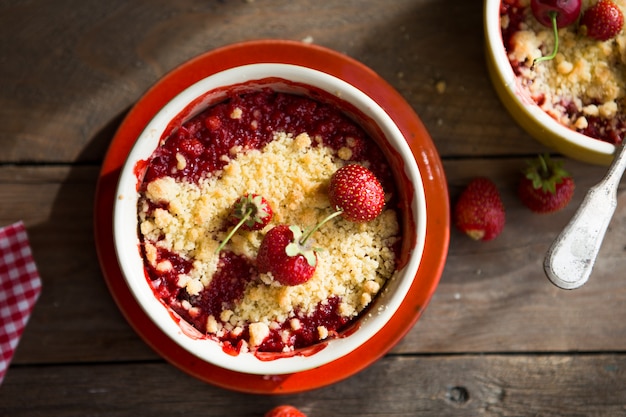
left=2, top=0, right=625, bottom=415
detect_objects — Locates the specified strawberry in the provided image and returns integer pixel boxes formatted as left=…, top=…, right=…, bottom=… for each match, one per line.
left=265, top=405, right=307, bottom=417
left=257, top=224, right=317, bottom=286
left=454, top=177, right=506, bottom=241
left=216, top=194, right=273, bottom=253
left=580, top=0, right=624, bottom=41
left=256, top=165, right=385, bottom=285
left=518, top=154, right=575, bottom=213
left=530, top=0, right=582, bottom=67
left=328, top=164, right=385, bottom=223
left=229, top=193, right=273, bottom=231
left=531, top=0, right=582, bottom=28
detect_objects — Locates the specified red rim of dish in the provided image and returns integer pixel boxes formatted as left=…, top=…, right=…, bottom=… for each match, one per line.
left=94, top=39, right=449, bottom=395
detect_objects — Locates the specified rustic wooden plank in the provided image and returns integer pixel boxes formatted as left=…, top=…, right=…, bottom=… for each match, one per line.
left=397, top=157, right=626, bottom=353
left=2, top=354, right=626, bottom=416
left=3, top=0, right=625, bottom=413
left=0, top=0, right=545, bottom=164
left=2, top=159, right=625, bottom=366
left=0, top=165, right=157, bottom=363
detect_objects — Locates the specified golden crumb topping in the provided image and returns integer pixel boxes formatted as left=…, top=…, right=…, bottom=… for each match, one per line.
left=138, top=131, right=400, bottom=348
left=505, top=0, right=626, bottom=129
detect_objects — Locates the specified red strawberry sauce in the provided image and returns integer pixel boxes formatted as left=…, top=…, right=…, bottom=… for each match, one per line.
left=139, top=89, right=396, bottom=355
left=500, top=0, right=625, bottom=145
left=142, top=89, right=393, bottom=187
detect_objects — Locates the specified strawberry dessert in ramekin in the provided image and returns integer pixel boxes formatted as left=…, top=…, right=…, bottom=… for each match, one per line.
left=501, top=0, right=626, bottom=146
left=104, top=34, right=447, bottom=387
left=136, top=88, right=401, bottom=355
left=112, top=60, right=432, bottom=378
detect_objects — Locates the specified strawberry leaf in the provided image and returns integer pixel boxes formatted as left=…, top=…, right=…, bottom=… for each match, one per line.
left=216, top=193, right=273, bottom=253
left=523, top=154, right=570, bottom=195
left=233, top=194, right=272, bottom=228
left=285, top=225, right=317, bottom=267
left=302, top=250, right=317, bottom=267
left=285, top=242, right=300, bottom=257
left=288, top=225, right=303, bottom=241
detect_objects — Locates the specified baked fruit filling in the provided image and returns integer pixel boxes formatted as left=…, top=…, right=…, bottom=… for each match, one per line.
left=136, top=89, right=402, bottom=355
left=501, top=0, right=626, bottom=145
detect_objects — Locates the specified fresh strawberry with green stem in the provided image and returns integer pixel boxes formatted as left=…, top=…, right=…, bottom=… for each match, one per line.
left=580, top=0, right=624, bottom=41
left=265, top=405, right=307, bottom=417
left=215, top=193, right=273, bottom=253
left=530, top=0, right=582, bottom=67
left=257, top=224, right=318, bottom=286
left=328, top=164, right=385, bottom=223
left=228, top=193, right=273, bottom=230
left=256, top=164, right=385, bottom=286
left=518, top=154, right=575, bottom=213
left=531, top=0, right=582, bottom=28
left=454, top=177, right=506, bottom=241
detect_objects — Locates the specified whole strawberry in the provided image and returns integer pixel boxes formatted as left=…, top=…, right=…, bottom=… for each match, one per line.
left=257, top=224, right=317, bottom=286
left=216, top=193, right=273, bottom=253
left=229, top=193, right=273, bottom=230
left=518, top=154, right=575, bottom=213
left=580, top=0, right=624, bottom=41
left=454, top=177, right=506, bottom=241
left=265, top=405, right=307, bottom=417
left=531, top=0, right=582, bottom=28
left=328, top=164, right=385, bottom=222
left=530, top=0, right=582, bottom=67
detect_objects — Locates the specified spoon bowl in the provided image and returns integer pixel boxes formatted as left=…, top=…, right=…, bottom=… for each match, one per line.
left=545, top=143, right=626, bottom=289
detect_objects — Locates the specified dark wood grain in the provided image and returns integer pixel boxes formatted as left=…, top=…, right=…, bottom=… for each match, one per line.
left=403, top=158, right=626, bottom=353
left=3, top=355, right=626, bottom=416
left=0, top=0, right=546, bottom=164
left=1, top=0, right=625, bottom=415
left=3, top=160, right=625, bottom=367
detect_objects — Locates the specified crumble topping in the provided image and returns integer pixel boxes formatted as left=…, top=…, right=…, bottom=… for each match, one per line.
left=138, top=129, right=400, bottom=352
left=502, top=0, right=626, bottom=144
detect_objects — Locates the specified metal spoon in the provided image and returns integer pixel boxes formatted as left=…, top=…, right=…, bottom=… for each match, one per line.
left=544, top=143, right=626, bottom=290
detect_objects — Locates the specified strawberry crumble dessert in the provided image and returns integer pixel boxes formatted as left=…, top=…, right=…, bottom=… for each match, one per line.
left=136, top=89, right=401, bottom=355
left=501, top=0, right=626, bottom=145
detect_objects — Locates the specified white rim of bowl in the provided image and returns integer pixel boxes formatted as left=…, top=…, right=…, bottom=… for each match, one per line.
left=113, top=63, right=427, bottom=375
left=484, top=0, right=615, bottom=156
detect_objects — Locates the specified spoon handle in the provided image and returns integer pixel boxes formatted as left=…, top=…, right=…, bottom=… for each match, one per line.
left=544, top=144, right=626, bottom=290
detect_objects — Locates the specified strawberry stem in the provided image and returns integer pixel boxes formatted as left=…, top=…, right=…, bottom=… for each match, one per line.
left=299, top=209, right=344, bottom=245
left=538, top=153, right=549, bottom=175
left=285, top=225, right=318, bottom=267
left=215, top=208, right=252, bottom=253
left=532, top=11, right=560, bottom=69
left=524, top=154, right=569, bottom=194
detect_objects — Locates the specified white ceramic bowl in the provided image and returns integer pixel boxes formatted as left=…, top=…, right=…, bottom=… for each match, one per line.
left=113, top=63, right=427, bottom=375
left=484, top=0, right=617, bottom=165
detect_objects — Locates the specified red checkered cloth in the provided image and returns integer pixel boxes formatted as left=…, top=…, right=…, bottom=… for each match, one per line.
left=0, top=221, right=41, bottom=384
